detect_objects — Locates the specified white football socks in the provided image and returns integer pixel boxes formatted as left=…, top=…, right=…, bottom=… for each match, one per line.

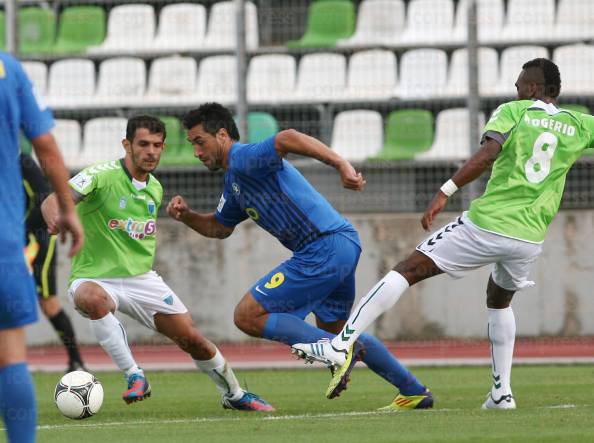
left=90, top=313, right=142, bottom=378
left=331, top=270, right=410, bottom=351
left=488, top=307, right=516, bottom=397
left=194, top=348, right=243, bottom=401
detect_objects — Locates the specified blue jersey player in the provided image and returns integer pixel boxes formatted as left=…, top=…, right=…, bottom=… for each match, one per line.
left=0, top=52, right=83, bottom=443
left=167, top=103, right=432, bottom=409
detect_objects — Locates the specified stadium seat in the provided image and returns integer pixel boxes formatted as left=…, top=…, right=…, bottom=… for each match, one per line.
left=81, top=117, right=127, bottom=166
left=485, top=45, right=549, bottom=97
left=442, top=47, right=498, bottom=98
left=419, top=108, right=485, bottom=160
left=453, top=0, right=504, bottom=43
left=376, top=109, right=433, bottom=160
left=196, top=55, right=237, bottom=104
left=22, top=61, right=47, bottom=96
left=337, top=0, right=405, bottom=48
left=146, top=56, right=198, bottom=105
left=158, top=116, right=184, bottom=166
left=247, top=112, right=279, bottom=143
left=0, top=12, right=5, bottom=49
left=553, top=44, right=594, bottom=95
left=343, top=49, right=397, bottom=101
left=153, top=3, right=206, bottom=52
left=47, top=59, right=96, bottom=109
left=331, top=110, right=383, bottom=161
left=204, top=1, right=258, bottom=50
left=19, top=7, right=56, bottom=54
left=53, top=6, right=106, bottom=54
left=292, top=53, right=347, bottom=103
left=96, top=57, right=146, bottom=106
left=500, top=0, right=555, bottom=43
left=396, top=49, right=448, bottom=99
left=247, top=54, right=296, bottom=104
left=88, top=4, right=155, bottom=54
left=398, top=0, right=455, bottom=46
left=287, top=0, right=356, bottom=48
left=52, top=119, right=84, bottom=169
left=554, top=0, right=594, bottom=42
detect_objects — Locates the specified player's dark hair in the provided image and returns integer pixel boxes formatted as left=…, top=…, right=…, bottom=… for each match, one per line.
left=182, top=103, right=240, bottom=141
left=126, top=115, right=166, bottom=142
left=522, top=58, right=561, bottom=98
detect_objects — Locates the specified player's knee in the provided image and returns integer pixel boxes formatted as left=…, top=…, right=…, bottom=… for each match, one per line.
left=233, top=304, right=258, bottom=337
left=74, top=288, right=113, bottom=319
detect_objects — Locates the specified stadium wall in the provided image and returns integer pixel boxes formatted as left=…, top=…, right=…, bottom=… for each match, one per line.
left=26, top=210, right=594, bottom=345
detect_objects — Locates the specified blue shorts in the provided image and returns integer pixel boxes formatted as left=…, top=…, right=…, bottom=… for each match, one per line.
left=252, top=229, right=361, bottom=322
left=0, top=262, right=38, bottom=330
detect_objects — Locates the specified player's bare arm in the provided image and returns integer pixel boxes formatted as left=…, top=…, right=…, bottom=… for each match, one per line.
left=275, top=129, right=366, bottom=191
left=32, top=132, right=84, bottom=256
left=421, top=138, right=502, bottom=231
left=167, top=195, right=234, bottom=239
left=41, top=190, right=85, bottom=235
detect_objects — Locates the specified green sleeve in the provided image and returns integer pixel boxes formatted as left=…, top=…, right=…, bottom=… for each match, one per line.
left=68, top=168, right=99, bottom=197
left=483, top=102, right=520, bottom=136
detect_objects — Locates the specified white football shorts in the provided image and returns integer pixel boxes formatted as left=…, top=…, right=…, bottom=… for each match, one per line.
left=68, top=270, right=188, bottom=330
left=416, top=212, right=542, bottom=291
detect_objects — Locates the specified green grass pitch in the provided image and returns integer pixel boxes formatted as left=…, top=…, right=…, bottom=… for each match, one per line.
left=5, top=365, right=593, bottom=443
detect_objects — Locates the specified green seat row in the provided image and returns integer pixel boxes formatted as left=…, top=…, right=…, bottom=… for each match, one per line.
left=0, top=6, right=105, bottom=55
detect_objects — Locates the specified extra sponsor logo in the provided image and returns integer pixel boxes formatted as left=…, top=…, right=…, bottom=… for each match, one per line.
left=108, top=218, right=156, bottom=240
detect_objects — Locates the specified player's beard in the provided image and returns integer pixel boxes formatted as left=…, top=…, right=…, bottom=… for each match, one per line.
left=133, top=150, right=159, bottom=174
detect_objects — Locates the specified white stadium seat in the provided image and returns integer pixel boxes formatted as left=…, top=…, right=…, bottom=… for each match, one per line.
left=453, top=0, right=504, bottom=43
left=146, top=56, right=198, bottom=105
left=344, top=49, right=397, bottom=101
left=52, top=119, right=84, bottom=169
left=500, top=0, right=555, bottom=43
left=331, top=110, right=383, bottom=161
left=88, top=4, right=155, bottom=54
left=553, top=0, right=594, bottom=42
left=338, top=0, right=405, bottom=48
left=396, top=49, right=448, bottom=99
left=47, top=59, right=96, bottom=109
left=81, top=117, right=127, bottom=167
left=96, top=57, right=146, bottom=107
left=419, top=108, right=485, bottom=160
left=22, top=61, right=47, bottom=97
left=196, top=55, right=237, bottom=104
left=292, top=53, right=347, bottom=103
left=442, top=47, right=499, bottom=98
left=398, top=0, right=456, bottom=46
left=152, top=3, right=206, bottom=52
left=485, top=46, right=549, bottom=97
left=247, top=54, right=296, bottom=104
left=553, top=44, right=594, bottom=95
left=204, top=1, right=258, bottom=50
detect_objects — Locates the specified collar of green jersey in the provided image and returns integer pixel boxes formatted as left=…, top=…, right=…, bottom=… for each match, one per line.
left=119, top=158, right=150, bottom=184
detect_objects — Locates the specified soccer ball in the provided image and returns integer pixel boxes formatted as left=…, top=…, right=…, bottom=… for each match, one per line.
left=54, top=371, right=104, bottom=419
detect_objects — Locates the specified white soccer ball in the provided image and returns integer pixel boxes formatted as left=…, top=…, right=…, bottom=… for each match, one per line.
left=54, top=370, right=104, bottom=419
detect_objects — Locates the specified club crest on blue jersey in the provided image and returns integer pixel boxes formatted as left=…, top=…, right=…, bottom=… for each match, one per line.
left=232, top=183, right=241, bottom=195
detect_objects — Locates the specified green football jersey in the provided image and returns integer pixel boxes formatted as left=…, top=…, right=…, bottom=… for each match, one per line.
left=68, top=159, right=163, bottom=282
left=468, top=100, right=594, bottom=243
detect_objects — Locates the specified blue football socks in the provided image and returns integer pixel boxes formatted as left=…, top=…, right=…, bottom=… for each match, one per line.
left=0, top=363, right=37, bottom=443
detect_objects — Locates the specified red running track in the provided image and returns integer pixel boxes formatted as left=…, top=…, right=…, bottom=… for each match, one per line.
left=28, top=337, right=594, bottom=372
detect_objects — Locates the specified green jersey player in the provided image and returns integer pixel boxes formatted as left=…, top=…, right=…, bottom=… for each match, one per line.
left=42, top=115, right=273, bottom=411
left=293, top=58, right=594, bottom=409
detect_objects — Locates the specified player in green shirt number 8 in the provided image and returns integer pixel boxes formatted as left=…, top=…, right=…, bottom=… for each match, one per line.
left=292, top=58, right=594, bottom=410
left=41, top=116, right=274, bottom=411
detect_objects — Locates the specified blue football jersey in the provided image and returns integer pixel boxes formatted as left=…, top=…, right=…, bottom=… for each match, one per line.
left=0, top=52, right=54, bottom=262
left=215, top=136, right=356, bottom=251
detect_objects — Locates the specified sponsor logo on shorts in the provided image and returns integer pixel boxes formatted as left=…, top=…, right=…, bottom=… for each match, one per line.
left=163, top=295, right=174, bottom=305
left=108, top=218, right=156, bottom=240
left=254, top=286, right=268, bottom=296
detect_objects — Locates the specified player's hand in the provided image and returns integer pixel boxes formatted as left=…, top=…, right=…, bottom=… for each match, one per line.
left=167, top=195, right=189, bottom=222
left=56, top=209, right=84, bottom=257
left=421, top=192, right=449, bottom=231
left=338, top=160, right=366, bottom=191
